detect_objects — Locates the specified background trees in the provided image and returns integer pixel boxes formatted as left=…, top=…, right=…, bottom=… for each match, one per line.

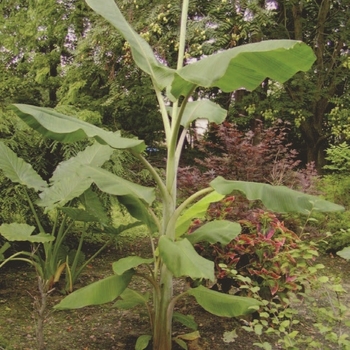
left=1, top=0, right=349, bottom=168
left=224, top=0, right=350, bottom=170
left=0, top=0, right=91, bottom=107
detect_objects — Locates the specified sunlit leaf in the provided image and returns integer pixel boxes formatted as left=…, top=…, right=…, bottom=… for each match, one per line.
left=11, top=104, right=145, bottom=152
left=188, top=285, right=261, bottom=317
left=159, top=237, right=214, bottom=281
left=176, top=331, right=200, bottom=341
left=112, top=256, right=154, bottom=275
left=171, top=40, right=316, bottom=98
left=38, top=176, right=93, bottom=210
left=223, top=329, right=238, bottom=343
left=50, top=143, right=114, bottom=183
left=0, top=223, right=54, bottom=243
left=0, top=141, right=47, bottom=192
left=54, top=270, right=133, bottom=309
left=38, top=144, right=114, bottom=210
left=186, top=220, right=241, bottom=245
left=176, top=191, right=225, bottom=238
left=210, top=176, right=344, bottom=214
left=84, top=166, right=155, bottom=205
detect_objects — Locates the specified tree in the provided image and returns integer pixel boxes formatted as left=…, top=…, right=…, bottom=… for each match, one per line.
left=224, top=0, right=350, bottom=171
left=0, top=0, right=90, bottom=107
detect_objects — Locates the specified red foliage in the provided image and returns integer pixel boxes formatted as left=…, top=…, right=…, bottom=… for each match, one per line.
left=178, top=120, right=318, bottom=197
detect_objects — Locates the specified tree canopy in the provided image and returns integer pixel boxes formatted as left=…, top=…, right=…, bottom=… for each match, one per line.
left=1, top=0, right=349, bottom=168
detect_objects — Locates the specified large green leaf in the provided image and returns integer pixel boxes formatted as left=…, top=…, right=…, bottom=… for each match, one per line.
left=210, top=176, right=344, bottom=214
left=37, top=176, right=93, bottom=210
left=86, top=0, right=174, bottom=90
left=38, top=144, right=114, bottom=210
left=112, top=256, right=154, bottom=275
left=188, top=285, right=261, bottom=317
left=168, top=100, right=227, bottom=128
left=118, top=195, right=158, bottom=233
left=0, top=223, right=54, bottom=243
left=79, top=188, right=109, bottom=225
left=158, top=237, right=214, bottom=281
left=186, top=220, right=241, bottom=245
left=54, top=270, right=133, bottom=309
left=11, top=104, right=145, bottom=152
left=113, top=288, right=150, bottom=309
left=85, top=166, right=155, bottom=205
left=50, top=143, right=114, bottom=183
left=171, top=40, right=315, bottom=98
left=176, top=191, right=225, bottom=238
left=0, top=141, right=47, bottom=192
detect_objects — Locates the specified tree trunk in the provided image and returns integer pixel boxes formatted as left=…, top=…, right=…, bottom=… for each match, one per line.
left=300, top=118, right=328, bottom=172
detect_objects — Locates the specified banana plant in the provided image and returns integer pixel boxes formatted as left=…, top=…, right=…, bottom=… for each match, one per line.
left=9, top=1, right=344, bottom=349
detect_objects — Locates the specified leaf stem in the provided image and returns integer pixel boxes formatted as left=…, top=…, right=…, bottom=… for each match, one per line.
left=24, top=188, right=45, bottom=233
left=177, top=0, right=189, bottom=70
left=0, top=253, right=37, bottom=269
left=170, top=187, right=214, bottom=228
left=154, top=84, right=171, bottom=140
left=131, top=150, right=168, bottom=202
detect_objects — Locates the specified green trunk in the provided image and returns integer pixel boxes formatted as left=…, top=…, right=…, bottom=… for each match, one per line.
left=153, top=265, right=173, bottom=350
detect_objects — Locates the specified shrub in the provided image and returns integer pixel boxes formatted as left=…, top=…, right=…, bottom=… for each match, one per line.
left=178, top=120, right=318, bottom=199
left=315, top=175, right=350, bottom=253
left=193, top=207, right=319, bottom=303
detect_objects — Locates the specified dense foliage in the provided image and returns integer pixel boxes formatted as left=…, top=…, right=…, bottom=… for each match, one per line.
left=1, top=0, right=349, bottom=167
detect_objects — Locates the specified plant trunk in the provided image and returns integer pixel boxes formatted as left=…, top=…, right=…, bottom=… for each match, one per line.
left=153, top=265, right=173, bottom=350
left=35, top=277, right=47, bottom=350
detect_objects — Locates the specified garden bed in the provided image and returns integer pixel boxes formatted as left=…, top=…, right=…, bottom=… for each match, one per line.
left=0, top=239, right=349, bottom=350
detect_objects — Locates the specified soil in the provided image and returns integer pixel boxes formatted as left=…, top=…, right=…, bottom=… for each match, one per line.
left=0, top=239, right=350, bottom=350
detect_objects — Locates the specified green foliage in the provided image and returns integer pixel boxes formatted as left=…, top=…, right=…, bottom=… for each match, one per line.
left=0, top=141, right=136, bottom=294
left=307, top=277, right=350, bottom=349
left=328, top=96, right=350, bottom=141
left=315, top=175, right=350, bottom=253
left=229, top=240, right=350, bottom=350
left=324, top=142, right=350, bottom=174
left=0, top=0, right=91, bottom=107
